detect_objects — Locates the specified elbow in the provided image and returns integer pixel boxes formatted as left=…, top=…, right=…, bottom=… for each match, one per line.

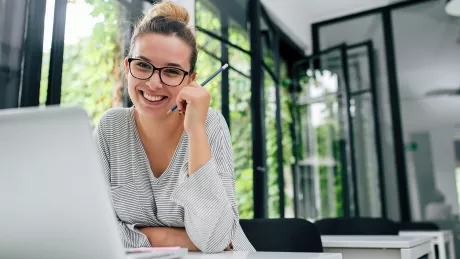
left=199, top=241, right=231, bottom=254
left=196, top=225, right=234, bottom=253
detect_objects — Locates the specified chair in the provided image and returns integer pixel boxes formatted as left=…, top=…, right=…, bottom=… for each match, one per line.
left=239, top=218, right=323, bottom=252
left=399, top=221, right=440, bottom=231
left=314, top=217, right=400, bottom=235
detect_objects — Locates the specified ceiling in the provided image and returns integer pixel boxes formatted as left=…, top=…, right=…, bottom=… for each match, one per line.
left=261, top=0, right=405, bottom=53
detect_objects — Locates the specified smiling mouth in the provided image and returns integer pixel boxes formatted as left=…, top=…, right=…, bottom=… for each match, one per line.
left=140, top=90, right=168, bottom=102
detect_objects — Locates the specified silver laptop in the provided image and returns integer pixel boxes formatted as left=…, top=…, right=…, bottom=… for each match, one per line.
left=0, top=106, right=187, bottom=259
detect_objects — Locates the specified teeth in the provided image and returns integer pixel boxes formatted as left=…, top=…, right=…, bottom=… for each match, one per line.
left=143, top=92, right=165, bottom=102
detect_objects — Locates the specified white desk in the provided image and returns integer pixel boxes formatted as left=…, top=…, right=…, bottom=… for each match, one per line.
left=400, top=231, right=456, bottom=259
left=184, top=251, right=342, bottom=259
left=321, top=235, right=433, bottom=259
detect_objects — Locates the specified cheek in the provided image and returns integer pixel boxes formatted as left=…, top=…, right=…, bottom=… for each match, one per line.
left=170, top=86, right=183, bottom=99
left=126, top=76, right=140, bottom=89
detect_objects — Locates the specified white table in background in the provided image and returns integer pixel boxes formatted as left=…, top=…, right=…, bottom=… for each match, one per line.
left=321, top=235, right=433, bottom=259
left=184, top=251, right=342, bottom=259
left=400, top=231, right=456, bottom=259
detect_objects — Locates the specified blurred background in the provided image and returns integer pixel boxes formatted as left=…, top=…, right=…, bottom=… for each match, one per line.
left=1, top=0, right=460, bottom=225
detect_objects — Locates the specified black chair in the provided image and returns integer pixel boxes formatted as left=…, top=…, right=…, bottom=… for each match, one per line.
left=314, top=217, right=400, bottom=235
left=399, top=221, right=440, bottom=231
left=239, top=218, right=323, bottom=252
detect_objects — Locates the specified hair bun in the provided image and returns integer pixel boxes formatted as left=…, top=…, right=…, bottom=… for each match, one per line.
left=144, top=1, right=190, bottom=26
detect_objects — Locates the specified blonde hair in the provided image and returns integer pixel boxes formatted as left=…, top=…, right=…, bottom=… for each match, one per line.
left=129, top=1, right=197, bottom=72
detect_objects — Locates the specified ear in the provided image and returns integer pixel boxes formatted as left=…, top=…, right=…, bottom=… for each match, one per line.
left=189, top=72, right=197, bottom=82
left=124, top=57, right=130, bottom=79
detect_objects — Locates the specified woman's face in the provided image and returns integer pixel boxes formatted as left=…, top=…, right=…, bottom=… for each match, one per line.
left=125, top=33, right=195, bottom=118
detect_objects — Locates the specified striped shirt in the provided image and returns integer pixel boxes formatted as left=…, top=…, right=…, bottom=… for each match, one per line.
left=95, top=107, right=255, bottom=253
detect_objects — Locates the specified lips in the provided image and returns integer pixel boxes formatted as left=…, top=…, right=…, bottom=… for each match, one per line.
left=139, top=90, right=168, bottom=103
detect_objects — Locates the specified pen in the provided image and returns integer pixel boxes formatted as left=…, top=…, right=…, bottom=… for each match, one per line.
left=166, top=63, right=229, bottom=114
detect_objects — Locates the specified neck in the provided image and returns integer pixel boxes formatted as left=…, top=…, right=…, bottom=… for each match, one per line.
left=134, top=108, right=184, bottom=143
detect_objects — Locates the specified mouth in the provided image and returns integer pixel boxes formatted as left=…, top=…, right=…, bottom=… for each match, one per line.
left=139, top=90, right=169, bottom=105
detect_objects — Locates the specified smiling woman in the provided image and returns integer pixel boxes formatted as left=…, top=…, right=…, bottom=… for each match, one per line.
left=94, top=0, right=255, bottom=253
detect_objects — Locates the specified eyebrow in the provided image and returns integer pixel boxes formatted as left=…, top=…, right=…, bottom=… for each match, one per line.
left=136, top=56, right=185, bottom=69
left=166, top=63, right=184, bottom=69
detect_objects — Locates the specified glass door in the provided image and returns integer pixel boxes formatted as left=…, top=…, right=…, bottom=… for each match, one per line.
left=293, top=45, right=356, bottom=219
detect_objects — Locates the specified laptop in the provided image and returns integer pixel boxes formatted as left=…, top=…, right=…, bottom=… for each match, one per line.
left=0, top=106, right=187, bottom=259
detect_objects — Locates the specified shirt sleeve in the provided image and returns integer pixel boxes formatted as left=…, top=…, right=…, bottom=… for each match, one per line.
left=169, top=113, right=244, bottom=253
left=95, top=119, right=151, bottom=248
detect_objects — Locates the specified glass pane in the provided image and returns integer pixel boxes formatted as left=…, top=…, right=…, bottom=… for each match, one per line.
left=58, top=0, right=126, bottom=126
left=195, top=1, right=222, bottom=112
left=195, top=51, right=221, bottom=112
left=347, top=44, right=382, bottom=217
left=196, top=30, right=222, bottom=59
left=261, top=17, right=274, bottom=71
left=39, top=0, right=55, bottom=106
left=195, top=0, right=221, bottom=35
left=228, top=19, right=250, bottom=52
left=0, top=1, right=27, bottom=109
left=280, top=61, right=295, bottom=218
left=196, top=0, right=249, bottom=51
left=297, top=67, right=343, bottom=219
left=318, top=13, right=398, bottom=217
left=229, top=69, right=253, bottom=219
left=229, top=48, right=250, bottom=75
left=392, top=0, right=460, bottom=221
left=351, top=93, right=381, bottom=216
left=348, top=46, right=370, bottom=93
left=264, top=70, right=279, bottom=218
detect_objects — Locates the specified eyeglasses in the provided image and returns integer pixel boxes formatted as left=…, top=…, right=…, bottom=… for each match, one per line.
left=127, top=58, right=189, bottom=87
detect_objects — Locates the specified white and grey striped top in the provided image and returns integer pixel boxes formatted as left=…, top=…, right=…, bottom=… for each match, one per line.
left=94, top=107, right=255, bottom=253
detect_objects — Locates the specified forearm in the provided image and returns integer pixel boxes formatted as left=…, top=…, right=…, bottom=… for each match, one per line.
left=138, top=227, right=199, bottom=251
left=188, top=127, right=211, bottom=176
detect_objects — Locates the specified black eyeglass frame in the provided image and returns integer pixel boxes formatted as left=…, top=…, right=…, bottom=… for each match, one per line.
left=127, top=57, right=190, bottom=87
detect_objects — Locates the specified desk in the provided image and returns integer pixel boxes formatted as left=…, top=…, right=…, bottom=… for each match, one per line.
left=321, top=235, right=433, bottom=259
left=400, top=231, right=456, bottom=259
left=184, top=251, right=342, bottom=259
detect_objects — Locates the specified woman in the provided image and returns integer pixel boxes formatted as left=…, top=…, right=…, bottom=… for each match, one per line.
left=94, top=0, right=255, bottom=254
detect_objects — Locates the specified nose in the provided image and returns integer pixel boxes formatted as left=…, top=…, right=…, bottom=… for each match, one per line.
left=146, top=70, right=163, bottom=90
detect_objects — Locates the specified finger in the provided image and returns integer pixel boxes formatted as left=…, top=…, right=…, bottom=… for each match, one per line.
left=176, top=88, right=194, bottom=112
left=176, top=87, right=196, bottom=105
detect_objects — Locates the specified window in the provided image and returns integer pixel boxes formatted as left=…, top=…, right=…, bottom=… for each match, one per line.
left=41, top=0, right=127, bottom=126
left=196, top=0, right=254, bottom=218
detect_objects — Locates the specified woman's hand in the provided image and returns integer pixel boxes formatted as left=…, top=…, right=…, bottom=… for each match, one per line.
left=175, top=81, right=210, bottom=136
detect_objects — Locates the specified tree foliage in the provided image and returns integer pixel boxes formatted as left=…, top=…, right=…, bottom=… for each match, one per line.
left=40, top=0, right=124, bottom=126
left=196, top=0, right=295, bottom=218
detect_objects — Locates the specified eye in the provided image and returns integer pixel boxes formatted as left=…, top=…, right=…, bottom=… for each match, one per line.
left=135, top=61, right=151, bottom=69
left=163, top=68, right=183, bottom=75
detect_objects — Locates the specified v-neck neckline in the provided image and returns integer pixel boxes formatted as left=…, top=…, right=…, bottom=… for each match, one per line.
left=130, top=107, right=185, bottom=183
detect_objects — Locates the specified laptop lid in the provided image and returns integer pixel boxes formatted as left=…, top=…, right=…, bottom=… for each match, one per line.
left=0, top=106, right=125, bottom=259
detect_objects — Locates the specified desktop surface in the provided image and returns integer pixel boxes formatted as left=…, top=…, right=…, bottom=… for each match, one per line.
left=321, top=235, right=432, bottom=248
left=399, top=230, right=452, bottom=239
left=184, top=251, right=342, bottom=259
